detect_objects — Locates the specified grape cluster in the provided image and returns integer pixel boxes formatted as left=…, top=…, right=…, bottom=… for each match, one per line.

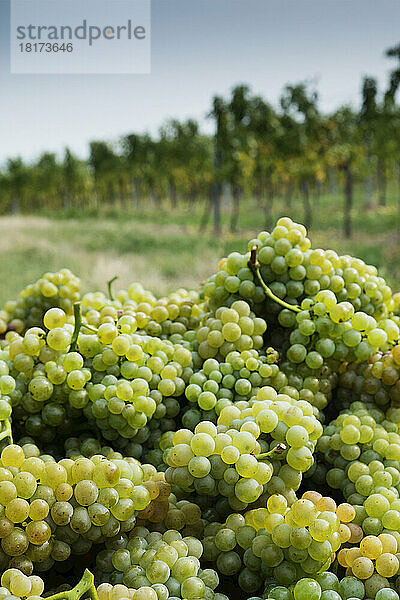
left=2, top=270, right=80, bottom=334
left=317, top=402, right=384, bottom=470
left=281, top=291, right=398, bottom=368
left=0, top=442, right=171, bottom=574
left=263, top=574, right=400, bottom=600
left=318, top=401, right=400, bottom=494
left=338, top=532, right=400, bottom=580
left=201, top=495, right=355, bottom=596
left=164, top=382, right=323, bottom=511
left=193, top=301, right=267, bottom=361
left=6, top=309, right=194, bottom=443
left=81, top=284, right=204, bottom=348
left=184, top=349, right=278, bottom=414
left=164, top=419, right=272, bottom=508
left=95, top=525, right=225, bottom=600
left=337, top=345, right=400, bottom=411
left=0, top=567, right=44, bottom=600
left=202, top=218, right=399, bottom=425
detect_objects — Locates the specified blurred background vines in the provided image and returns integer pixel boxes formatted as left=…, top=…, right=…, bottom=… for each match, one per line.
left=1, top=43, right=400, bottom=302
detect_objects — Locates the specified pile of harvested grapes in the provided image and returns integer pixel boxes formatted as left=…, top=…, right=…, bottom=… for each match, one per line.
left=0, top=217, right=400, bottom=600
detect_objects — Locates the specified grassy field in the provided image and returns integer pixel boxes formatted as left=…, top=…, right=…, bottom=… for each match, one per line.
left=1, top=190, right=400, bottom=306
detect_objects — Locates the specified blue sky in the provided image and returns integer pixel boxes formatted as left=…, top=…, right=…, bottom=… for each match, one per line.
left=0, top=0, right=399, bottom=164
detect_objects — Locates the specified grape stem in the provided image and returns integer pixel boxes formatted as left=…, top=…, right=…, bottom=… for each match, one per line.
left=70, top=303, right=82, bottom=352
left=44, top=569, right=99, bottom=600
left=71, top=303, right=98, bottom=351
left=255, top=443, right=287, bottom=461
left=0, top=419, right=13, bottom=444
left=248, top=246, right=300, bottom=313
left=83, top=324, right=99, bottom=334
left=107, top=275, right=118, bottom=301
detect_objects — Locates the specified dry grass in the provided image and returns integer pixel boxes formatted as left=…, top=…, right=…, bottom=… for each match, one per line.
left=0, top=216, right=225, bottom=304
left=1, top=208, right=400, bottom=306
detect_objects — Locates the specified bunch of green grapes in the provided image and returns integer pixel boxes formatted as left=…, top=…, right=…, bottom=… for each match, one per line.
left=80, top=329, right=193, bottom=441
left=201, top=496, right=353, bottom=596
left=2, top=269, right=80, bottom=334
left=204, top=217, right=392, bottom=326
left=97, top=578, right=228, bottom=600
left=192, top=301, right=267, bottom=361
left=317, top=402, right=382, bottom=470
left=0, top=567, right=45, bottom=600
left=346, top=458, right=400, bottom=529
left=246, top=385, right=323, bottom=468
left=262, top=574, right=371, bottom=600
left=246, top=494, right=354, bottom=574
left=5, top=326, right=91, bottom=445
left=317, top=401, right=400, bottom=493
left=95, top=525, right=224, bottom=600
left=178, top=348, right=280, bottom=433
left=62, top=436, right=172, bottom=497
left=338, top=344, right=400, bottom=412
left=184, top=350, right=278, bottom=415
left=338, top=532, right=400, bottom=582
left=202, top=219, right=398, bottom=400
left=134, top=490, right=204, bottom=539
left=6, top=307, right=194, bottom=442
left=163, top=383, right=323, bottom=509
left=163, top=419, right=272, bottom=509
left=217, top=385, right=322, bottom=475
left=0, top=441, right=164, bottom=574
left=61, top=436, right=176, bottom=538
left=317, top=402, right=400, bottom=541
left=81, top=283, right=205, bottom=348
left=279, top=291, right=398, bottom=371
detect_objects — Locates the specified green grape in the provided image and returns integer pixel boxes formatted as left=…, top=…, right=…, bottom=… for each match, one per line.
left=268, top=586, right=293, bottom=600
left=315, top=572, right=339, bottom=591
left=364, top=494, right=390, bottom=518
left=216, top=550, right=242, bottom=575
left=290, top=527, right=312, bottom=549
left=375, top=590, right=400, bottom=600
left=215, top=528, right=237, bottom=552
left=146, top=560, right=170, bottom=584
left=338, top=577, right=365, bottom=600
left=180, top=576, right=205, bottom=598
left=320, top=592, right=341, bottom=600
left=293, top=578, right=321, bottom=600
